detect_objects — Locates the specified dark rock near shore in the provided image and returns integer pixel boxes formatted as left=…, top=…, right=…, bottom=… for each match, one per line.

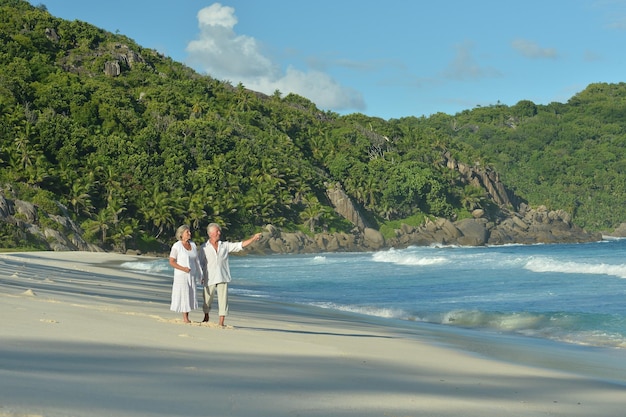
left=246, top=204, right=601, bottom=254
left=603, top=222, right=626, bottom=238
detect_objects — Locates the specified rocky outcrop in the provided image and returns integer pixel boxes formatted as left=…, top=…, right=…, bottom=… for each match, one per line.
left=325, top=182, right=369, bottom=230
left=386, top=205, right=599, bottom=248
left=104, top=44, right=146, bottom=76
left=443, top=151, right=523, bottom=210
left=245, top=224, right=384, bottom=254
left=244, top=205, right=600, bottom=254
left=602, top=222, right=626, bottom=239
left=0, top=191, right=103, bottom=252
left=44, top=27, right=59, bottom=43
left=104, top=60, right=121, bottom=76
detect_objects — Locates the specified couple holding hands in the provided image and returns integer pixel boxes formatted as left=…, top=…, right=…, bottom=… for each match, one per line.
left=169, top=223, right=262, bottom=326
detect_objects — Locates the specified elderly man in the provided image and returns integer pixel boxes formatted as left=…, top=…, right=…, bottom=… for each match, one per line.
left=198, top=223, right=261, bottom=327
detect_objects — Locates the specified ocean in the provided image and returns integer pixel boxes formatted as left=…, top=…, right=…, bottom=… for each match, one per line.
left=122, top=238, right=626, bottom=381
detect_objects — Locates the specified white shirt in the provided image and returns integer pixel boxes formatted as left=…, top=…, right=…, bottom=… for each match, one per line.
left=198, top=240, right=243, bottom=286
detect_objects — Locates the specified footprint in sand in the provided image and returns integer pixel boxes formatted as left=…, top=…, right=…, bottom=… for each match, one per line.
left=156, top=315, right=234, bottom=329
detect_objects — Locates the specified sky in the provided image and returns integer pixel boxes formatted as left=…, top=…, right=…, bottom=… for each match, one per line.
left=27, top=0, right=626, bottom=120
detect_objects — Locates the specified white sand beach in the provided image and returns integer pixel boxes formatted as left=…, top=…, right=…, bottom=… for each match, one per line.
left=1, top=251, right=625, bottom=417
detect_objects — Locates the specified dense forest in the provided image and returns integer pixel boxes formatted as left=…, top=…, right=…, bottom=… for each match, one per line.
left=2, top=0, right=626, bottom=252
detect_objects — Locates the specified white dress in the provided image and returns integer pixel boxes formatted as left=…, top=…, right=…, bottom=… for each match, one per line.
left=169, top=240, right=200, bottom=313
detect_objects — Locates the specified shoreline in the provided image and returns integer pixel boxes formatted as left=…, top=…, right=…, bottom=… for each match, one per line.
left=1, top=251, right=626, bottom=416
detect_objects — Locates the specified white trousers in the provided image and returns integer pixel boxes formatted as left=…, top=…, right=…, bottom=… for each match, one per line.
left=203, top=283, right=228, bottom=316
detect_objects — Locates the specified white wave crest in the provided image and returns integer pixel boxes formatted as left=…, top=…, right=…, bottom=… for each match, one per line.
left=372, top=249, right=448, bottom=266
left=524, top=258, right=626, bottom=278
left=121, top=260, right=170, bottom=275
left=440, top=310, right=547, bottom=331
left=309, top=302, right=405, bottom=319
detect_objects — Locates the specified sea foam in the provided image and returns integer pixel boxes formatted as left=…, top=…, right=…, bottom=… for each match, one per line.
left=372, top=249, right=448, bottom=266
left=524, top=257, right=626, bottom=279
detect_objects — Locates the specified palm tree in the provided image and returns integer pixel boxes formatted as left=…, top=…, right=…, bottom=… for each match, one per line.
left=291, top=180, right=311, bottom=205
left=190, top=101, right=206, bottom=119
left=184, top=193, right=207, bottom=231
left=111, top=218, right=139, bottom=253
left=363, top=175, right=378, bottom=208
left=83, top=209, right=111, bottom=245
left=106, top=196, right=127, bottom=227
left=234, top=82, right=254, bottom=112
left=461, top=185, right=487, bottom=211
left=139, top=185, right=178, bottom=238
left=14, top=135, right=36, bottom=170
left=378, top=201, right=397, bottom=221
left=25, top=155, right=51, bottom=186
left=102, top=166, right=121, bottom=203
left=300, top=195, right=324, bottom=233
left=244, top=182, right=278, bottom=225
left=68, top=177, right=95, bottom=217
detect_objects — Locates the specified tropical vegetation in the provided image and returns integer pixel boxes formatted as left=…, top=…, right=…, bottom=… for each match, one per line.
left=2, top=0, right=626, bottom=252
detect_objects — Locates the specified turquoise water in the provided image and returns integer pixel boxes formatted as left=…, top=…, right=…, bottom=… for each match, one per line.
left=123, top=239, right=626, bottom=350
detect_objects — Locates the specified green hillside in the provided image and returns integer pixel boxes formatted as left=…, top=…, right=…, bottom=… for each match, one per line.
left=437, top=86, right=626, bottom=231
left=1, top=0, right=625, bottom=251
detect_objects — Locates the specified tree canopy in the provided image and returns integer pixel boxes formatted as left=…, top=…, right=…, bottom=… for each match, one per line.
left=2, top=0, right=626, bottom=251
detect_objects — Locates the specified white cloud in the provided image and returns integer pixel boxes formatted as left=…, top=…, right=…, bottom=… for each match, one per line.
left=511, top=38, right=558, bottom=59
left=185, top=3, right=365, bottom=112
left=441, top=41, right=502, bottom=80
left=583, top=49, right=603, bottom=62
left=186, top=3, right=275, bottom=79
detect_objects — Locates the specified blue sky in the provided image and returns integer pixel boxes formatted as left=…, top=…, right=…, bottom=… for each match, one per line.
left=29, top=0, right=626, bottom=120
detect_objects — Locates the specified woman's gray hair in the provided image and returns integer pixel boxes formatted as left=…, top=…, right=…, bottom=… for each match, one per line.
left=175, top=225, right=191, bottom=241
left=207, top=223, right=221, bottom=233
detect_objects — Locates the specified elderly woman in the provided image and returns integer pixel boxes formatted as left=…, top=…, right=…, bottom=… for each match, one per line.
left=168, top=225, right=201, bottom=323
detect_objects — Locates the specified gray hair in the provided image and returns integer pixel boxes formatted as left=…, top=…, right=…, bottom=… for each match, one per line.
left=175, top=225, right=191, bottom=241
left=206, top=223, right=222, bottom=234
